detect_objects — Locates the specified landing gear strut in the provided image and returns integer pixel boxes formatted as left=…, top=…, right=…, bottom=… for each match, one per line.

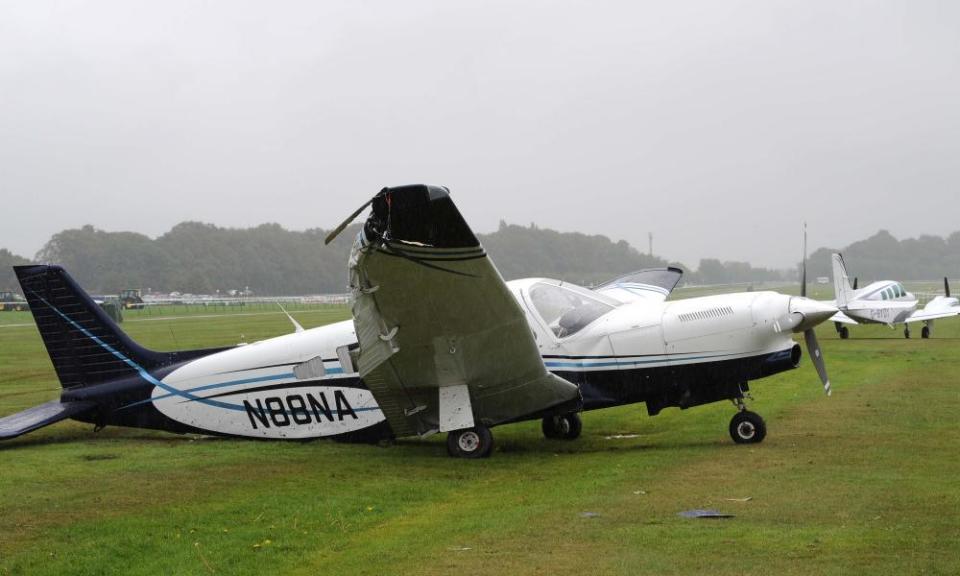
left=542, top=413, right=582, bottom=440
left=835, top=322, right=850, bottom=340
left=446, top=425, right=494, bottom=458
left=729, top=396, right=767, bottom=444
left=904, top=326, right=911, bottom=339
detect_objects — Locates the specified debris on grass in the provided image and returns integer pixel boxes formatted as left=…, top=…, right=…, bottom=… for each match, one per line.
left=678, top=509, right=734, bottom=519
left=604, top=434, right=640, bottom=439
left=580, top=511, right=601, bottom=518
left=633, top=490, right=648, bottom=495
left=448, top=546, right=472, bottom=551
left=725, top=497, right=752, bottom=502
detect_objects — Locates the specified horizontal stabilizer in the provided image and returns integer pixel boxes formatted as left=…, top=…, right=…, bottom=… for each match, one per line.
left=0, top=400, right=96, bottom=440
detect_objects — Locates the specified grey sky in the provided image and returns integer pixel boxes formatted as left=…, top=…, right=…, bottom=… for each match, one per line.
left=1, top=1, right=957, bottom=268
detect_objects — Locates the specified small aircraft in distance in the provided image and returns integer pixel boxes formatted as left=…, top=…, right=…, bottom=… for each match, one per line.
left=828, top=253, right=960, bottom=339
left=0, top=185, right=837, bottom=457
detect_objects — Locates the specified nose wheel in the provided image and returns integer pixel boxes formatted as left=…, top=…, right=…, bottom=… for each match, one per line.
left=729, top=396, right=766, bottom=444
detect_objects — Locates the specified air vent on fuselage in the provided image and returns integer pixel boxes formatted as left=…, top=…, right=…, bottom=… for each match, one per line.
left=677, top=306, right=734, bottom=323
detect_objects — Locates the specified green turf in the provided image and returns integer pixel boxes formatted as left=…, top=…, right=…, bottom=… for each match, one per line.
left=1, top=306, right=958, bottom=575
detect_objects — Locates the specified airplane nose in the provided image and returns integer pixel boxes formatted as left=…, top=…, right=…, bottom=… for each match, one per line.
left=789, top=297, right=838, bottom=333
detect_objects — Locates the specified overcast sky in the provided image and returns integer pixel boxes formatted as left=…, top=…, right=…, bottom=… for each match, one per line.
left=1, top=1, right=957, bottom=268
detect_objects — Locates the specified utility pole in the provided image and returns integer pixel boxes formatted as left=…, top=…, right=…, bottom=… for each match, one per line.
left=648, top=232, right=653, bottom=257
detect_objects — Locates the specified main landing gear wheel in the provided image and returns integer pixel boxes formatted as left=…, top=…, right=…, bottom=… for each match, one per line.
left=839, top=326, right=850, bottom=339
left=729, top=411, right=767, bottom=444
left=904, top=326, right=911, bottom=339
left=922, top=326, right=930, bottom=339
left=542, top=413, right=582, bottom=440
left=446, top=426, right=494, bottom=458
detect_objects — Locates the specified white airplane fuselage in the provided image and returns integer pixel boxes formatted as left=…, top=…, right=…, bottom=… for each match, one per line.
left=123, top=281, right=829, bottom=440
left=835, top=280, right=917, bottom=325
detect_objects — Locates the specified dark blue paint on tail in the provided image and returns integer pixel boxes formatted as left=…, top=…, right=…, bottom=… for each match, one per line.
left=14, top=265, right=221, bottom=390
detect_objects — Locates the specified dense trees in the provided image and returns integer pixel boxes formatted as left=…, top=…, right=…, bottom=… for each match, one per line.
left=0, top=249, right=31, bottom=291
left=806, top=230, right=960, bottom=283
left=6, top=223, right=954, bottom=295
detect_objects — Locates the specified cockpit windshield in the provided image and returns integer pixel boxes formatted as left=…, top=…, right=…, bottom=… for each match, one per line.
left=528, top=282, right=618, bottom=338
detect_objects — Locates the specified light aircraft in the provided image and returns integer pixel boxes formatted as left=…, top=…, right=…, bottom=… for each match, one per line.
left=828, top=253, right=960, bottom=339
left=0, top=185, right=838, bottom=457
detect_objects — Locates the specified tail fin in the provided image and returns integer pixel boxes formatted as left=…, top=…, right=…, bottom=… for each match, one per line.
left=14, top=265, right=168, bottom=390
left=831, top=253, right=853, bottom=309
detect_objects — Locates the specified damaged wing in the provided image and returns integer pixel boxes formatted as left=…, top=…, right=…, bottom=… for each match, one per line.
left=346, top=185, right=580, bottom=438
left=595, top=267, right=684, bottom=304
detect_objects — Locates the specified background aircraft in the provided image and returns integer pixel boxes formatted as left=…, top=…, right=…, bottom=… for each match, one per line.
left=1, top=185, right=837, bottom=457
left=829, top=253, right=960, bottom=339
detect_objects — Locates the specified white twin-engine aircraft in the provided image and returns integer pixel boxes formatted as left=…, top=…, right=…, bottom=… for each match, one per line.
left=0, top=185, right=838, bottom=458
left=829, top=253, right=960, bottom=339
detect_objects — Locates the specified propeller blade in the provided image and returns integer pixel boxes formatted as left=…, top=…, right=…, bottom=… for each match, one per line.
left=945, top=277, right=951, bottom=298
left=853, top=277, right=858, bottom=290
left=804, top=328, right=831, bottom=396
left=324, top=198, right=374, bottom=245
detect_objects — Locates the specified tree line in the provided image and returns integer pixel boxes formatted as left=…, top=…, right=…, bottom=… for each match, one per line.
left=2, top=220, right=881, bottom=295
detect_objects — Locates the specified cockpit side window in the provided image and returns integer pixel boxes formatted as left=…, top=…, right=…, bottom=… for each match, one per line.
left=529, top=282, right=616, bottom=338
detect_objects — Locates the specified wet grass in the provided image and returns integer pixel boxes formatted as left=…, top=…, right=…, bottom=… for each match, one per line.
left=1, top=306, right=959, bottom=575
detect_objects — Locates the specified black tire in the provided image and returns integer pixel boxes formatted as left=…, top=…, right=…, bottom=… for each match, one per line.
left=542, top=413, right=582, bottom=440
left=839, top=326, right=849, bottom=340
left=921, top=326, right=930, bottom=339
left=729, top=411, right=767, bottom=444
left=446, top=426, right=494, bottom=458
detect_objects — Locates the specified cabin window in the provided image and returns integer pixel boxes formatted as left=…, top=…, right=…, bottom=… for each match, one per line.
left=529, top=282, right=617, bottom=338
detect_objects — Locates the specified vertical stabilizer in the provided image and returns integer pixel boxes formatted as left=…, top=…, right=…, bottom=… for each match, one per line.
left=831, top=253, right=853, bottom=309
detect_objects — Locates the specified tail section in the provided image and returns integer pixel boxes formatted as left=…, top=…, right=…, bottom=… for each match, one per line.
left=831, top=253, right=853, bottom=309
left=14, top=265, right=169, bottom=390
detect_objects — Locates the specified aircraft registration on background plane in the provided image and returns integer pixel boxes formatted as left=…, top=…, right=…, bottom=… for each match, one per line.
left=0, top=185, right=838, bottom=457
left=828, top=253, right=960, bottom=339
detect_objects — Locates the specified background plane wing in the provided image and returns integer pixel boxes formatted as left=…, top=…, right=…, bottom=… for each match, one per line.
left=595, top=267, right=683, bottom=304
left=346, top=185, right=580, bottom=438
left=830, top=311, right=859, bottom=325
left=904, top=295, right=960, bottom=323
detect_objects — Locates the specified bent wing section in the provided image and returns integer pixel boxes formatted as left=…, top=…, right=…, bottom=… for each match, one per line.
left=348, top=185, right=580, bottom=437
left=596, top=267, right=683, bottom=304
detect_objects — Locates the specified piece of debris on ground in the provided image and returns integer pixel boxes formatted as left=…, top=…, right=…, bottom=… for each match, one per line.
left=678, top=509, right=734, bottom=519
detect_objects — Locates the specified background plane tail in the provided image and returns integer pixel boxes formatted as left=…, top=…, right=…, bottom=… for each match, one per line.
left=831, top=253, right=853, bottom=309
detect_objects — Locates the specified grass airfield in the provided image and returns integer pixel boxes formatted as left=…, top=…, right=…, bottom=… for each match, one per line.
left=1, top=301, right=959, bottom=575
